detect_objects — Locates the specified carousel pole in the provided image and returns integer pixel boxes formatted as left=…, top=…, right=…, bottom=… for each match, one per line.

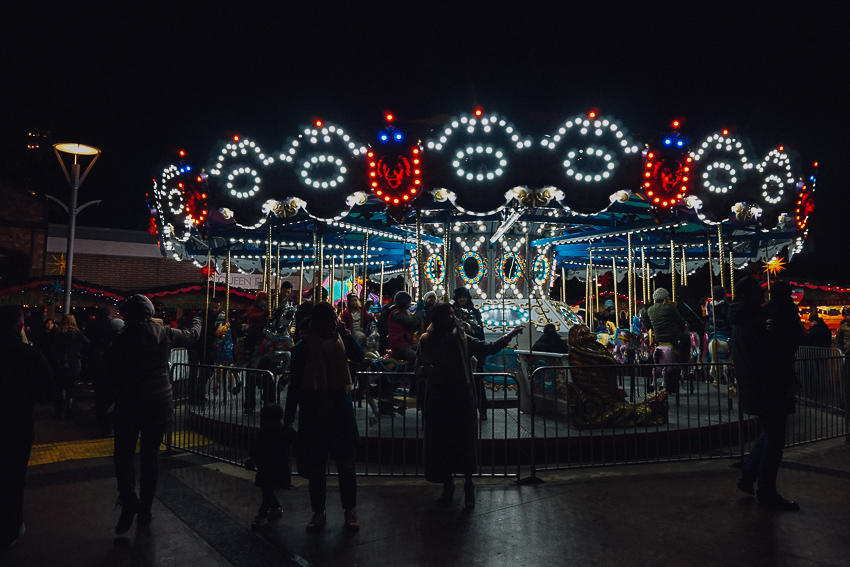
left=311, top=230, right=318, bottom=304
left=361, top=233, right=369, bottom=322
left=766, top=265, right=771, bottom=300
left=330, top=256, right=335, bottom=309
left=274, top=242, right=281, bottom=310
left=298, top=258, right=304, bottom=305
left=225, top=247, right=231, bottom=316
left=318, top=232, right=325, bottom=303
left=612, top=257, right=619, bottom=328
left=589, top=244, right=594, bottom=317
left=681, top=246, right=688, bottom=286
left=707, top=233, right=715, bottom=298
left=641, top=245, right=647, bottom=307
left=416, top=212, right=424, bottom=300
left=729, top=251, right=735, bottom=300
left=379, top=261, right=385, bottom=307
left=718, top=225, right=726, bottom=291
left=202, top=246, right=211, bottom=363
left=561, top=266, right=566, bottom=303
left=626, top=232, right=637, bottom=328
left=670, top=236, right=677, bottom=303
left=594, top=267, right=599, bottom=315
left=584, top=263, right=590, bottom=326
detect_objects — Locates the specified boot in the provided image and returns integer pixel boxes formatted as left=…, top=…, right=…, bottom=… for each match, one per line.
left=436, top=480, right=454, bottom=504
left=115, top=494, right=139, bottom=535
left=464, top=479, right=475, bottom=509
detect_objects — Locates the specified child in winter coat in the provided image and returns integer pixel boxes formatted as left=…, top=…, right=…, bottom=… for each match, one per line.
left=245, top=404, right=292, bottom=529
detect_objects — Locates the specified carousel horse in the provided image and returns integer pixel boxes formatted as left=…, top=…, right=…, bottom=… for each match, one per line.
left=563, top=325, right=667, bottom=428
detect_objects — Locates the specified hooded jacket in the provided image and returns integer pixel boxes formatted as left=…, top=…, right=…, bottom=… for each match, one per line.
left=110, top=295, right=201, bottom=419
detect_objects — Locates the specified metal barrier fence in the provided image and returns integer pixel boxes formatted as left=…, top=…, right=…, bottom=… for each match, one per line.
left=167, top=362, right=278, bottom=465
left=164, top=350, right=847, bottom=477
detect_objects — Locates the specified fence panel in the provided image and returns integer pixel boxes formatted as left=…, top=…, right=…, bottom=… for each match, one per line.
left=168, top=362, right=278, bottom=466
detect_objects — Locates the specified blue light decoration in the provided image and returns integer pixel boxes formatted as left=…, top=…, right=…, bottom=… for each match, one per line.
left=499, top=251, right=525, bottom=285
left=457, top=250, right=485, bottom=285
left=425, top=254, right=445, bottom=285
left=480, top=304, right=530, bottom=327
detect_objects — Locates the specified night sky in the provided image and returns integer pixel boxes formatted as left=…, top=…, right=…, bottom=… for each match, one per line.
left=2, top=7, right=848, bottom=281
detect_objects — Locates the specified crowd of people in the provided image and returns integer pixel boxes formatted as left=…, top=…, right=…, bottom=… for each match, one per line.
left=4, top=279, right=850, bottom=547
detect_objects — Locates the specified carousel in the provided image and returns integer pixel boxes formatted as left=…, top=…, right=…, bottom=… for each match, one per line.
left=150, top=107, right=818, bottom=458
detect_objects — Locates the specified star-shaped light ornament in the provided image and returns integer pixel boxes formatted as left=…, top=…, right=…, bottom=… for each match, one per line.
left=763, top=256, right=787, bottom=276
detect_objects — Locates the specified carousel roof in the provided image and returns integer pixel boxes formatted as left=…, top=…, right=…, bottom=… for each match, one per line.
left=147, top=109, right=816, bottom=283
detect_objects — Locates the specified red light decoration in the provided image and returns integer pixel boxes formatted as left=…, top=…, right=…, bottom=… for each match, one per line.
left=315, top=120, right=323, bottom=127
left=588, top=110, right=597, bottom=119
left=232, top=135, right=240, bottom=142
left=795, top=184, right=814, bottom=231
left=474, top=108, right=483, bottom=117
left=672, top=120, right=680, bottom=128
left=385, top=113, right=394, bottom=122
left=366, top=139, right=423, bottom=209
left=813, top=161, right=819, bottom=168
left=178, top=149, right=186, bottom=157
left=642, top=149, right=693, bottom=210
left=722, top=129, right=729, bottom=136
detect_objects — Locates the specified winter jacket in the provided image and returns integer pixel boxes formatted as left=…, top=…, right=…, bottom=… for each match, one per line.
left=806, top=319, right=832, bottom=348
left=1, top=334, right=52, bottom=439
left=388, top=306, right=420, bottom=350
left=647, top=302, right=686, bottom=344
left=730, top=299, right=768, bottom=415
left=109, top=317, right=201, bottom=421
left=340, top=308, right=374, bottom=333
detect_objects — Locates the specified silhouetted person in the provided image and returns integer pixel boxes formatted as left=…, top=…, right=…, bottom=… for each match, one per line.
left=415, top=302, right=522, bottom=508
left=285, top=302, right=360, bottom=532
left=109, top=294, right=201, bottom=534
left=452, top=287, right=489, bottom=419
left=386, top=291, right=422, bottom=363
left=732, top=279, right=802, bottom=510
left=246, top=404, right=292, bottom=529
left=806, top=315, right=831, bottom=348
left=532, top=323, right=568, bottom=353
left=53, top=314, right=90, bottom=418
left=0, top=306, right=52, bottom=549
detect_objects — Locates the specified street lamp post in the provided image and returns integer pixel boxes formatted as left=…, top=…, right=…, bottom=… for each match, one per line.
left=49, top=143, right=101, bottom=315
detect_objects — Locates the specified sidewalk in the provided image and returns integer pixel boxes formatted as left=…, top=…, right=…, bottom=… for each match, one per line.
left=5, top=434, right=850, bottom=566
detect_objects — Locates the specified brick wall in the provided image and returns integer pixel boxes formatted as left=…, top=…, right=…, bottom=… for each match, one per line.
left=72, top=254, right=204, bottom=291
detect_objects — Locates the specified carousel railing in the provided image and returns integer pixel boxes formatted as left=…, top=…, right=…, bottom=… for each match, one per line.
left=167, top=362, right=280, bottom=465
left=163, top=350, right=848, bottom=478
left=525, top=361, right=743, bottom=475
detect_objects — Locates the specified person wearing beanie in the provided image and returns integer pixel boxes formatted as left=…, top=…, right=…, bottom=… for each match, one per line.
left=705, top=286, right=731, bottom=371
left=109, top=294, right=202, bottom=535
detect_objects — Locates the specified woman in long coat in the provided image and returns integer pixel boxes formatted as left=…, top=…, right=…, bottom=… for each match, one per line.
left=415, top=302, right=522, bottom=508
left=285, top=302, right=360, bottom=532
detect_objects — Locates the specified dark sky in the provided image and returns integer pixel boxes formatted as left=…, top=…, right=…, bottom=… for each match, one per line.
left=2, top=6, right=848, bottom=280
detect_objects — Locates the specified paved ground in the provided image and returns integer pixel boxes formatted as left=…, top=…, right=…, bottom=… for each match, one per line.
left=5, top=403, right=850, bottom=566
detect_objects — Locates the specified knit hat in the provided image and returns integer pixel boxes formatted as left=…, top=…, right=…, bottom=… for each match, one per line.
left=652, top=287, right=670, bottom=303
left=423, top=291, right=437, bottom=303
left=110, top=317, right=125, bottom=332
left=394, top=290, right=412, bottom=308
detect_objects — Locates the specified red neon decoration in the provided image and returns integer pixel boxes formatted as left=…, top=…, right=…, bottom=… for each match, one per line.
left=795, top=184, right=815, bottom=231
left=367, top=114, right=423, bottom=210
left=642, top=136, right=693, bottom=210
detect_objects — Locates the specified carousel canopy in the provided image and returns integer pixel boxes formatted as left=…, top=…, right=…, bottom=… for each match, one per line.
left=148, top=108, right=816, bottom=292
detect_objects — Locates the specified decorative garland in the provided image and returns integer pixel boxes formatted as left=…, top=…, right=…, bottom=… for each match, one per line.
left=480, top=303, right=530, bottom=327
left=457, top=250, right=485, bottom=285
